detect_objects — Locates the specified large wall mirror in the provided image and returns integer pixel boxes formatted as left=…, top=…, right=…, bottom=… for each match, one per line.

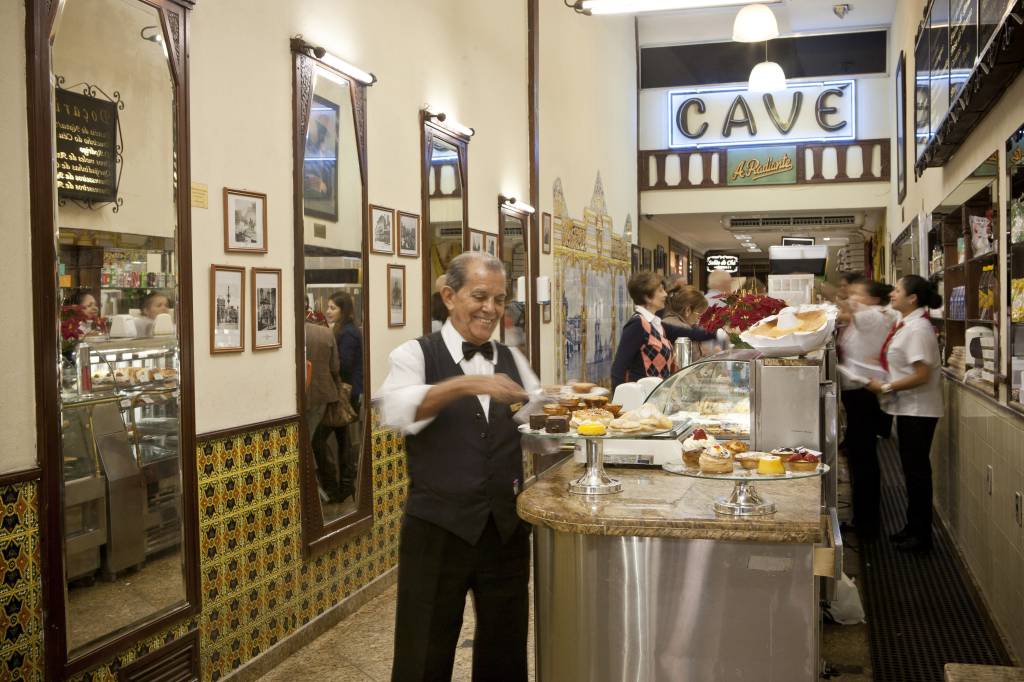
left=498, top=200, right=532, bottom=359
left=291, top=39, right=374, bottom=551
left=27, top=0, right=199, bottom=675
left=421, top=112, right=470, bottom=334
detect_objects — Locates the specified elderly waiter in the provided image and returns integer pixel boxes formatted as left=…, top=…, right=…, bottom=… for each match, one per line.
left=380, top=251, right=539, bottom=681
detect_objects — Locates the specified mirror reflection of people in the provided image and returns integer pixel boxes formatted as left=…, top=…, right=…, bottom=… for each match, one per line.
left=135, top=291, right=171, bottom=337
left=611, top=272, right=717, bottom=391
left=304, top=313, right=341, bottom=503
left=312, top=291, right=363, bottom=503
left=431, top=274, right=449, bottom=333
left=379, top=252, right=537, bottom=681
left=705, top=270, right=732, bottom=308
left=661, top=285, right=710, bottom=362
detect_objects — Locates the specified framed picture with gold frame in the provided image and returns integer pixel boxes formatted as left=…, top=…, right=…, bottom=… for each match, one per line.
left=387, top=264, right=406, bottom=328
left=223, top=188, right=268, bottom=253
left=210, top=264, right=245, bottom=353
left=252, top=267, right=282, bottom=350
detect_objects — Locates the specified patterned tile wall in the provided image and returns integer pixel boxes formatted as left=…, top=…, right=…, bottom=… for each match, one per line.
left=1, top=415, right=408, bottom=681
left=0, top=481, right=43, bottom=681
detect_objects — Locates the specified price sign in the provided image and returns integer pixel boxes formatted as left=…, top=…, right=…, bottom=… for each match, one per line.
left=55, top=89, right=118, bottom=203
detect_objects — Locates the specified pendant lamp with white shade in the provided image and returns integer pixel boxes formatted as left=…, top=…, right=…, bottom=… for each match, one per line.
left=732, top=3, right=779, bottom=42
left=748, top=60, right=786, bottom=92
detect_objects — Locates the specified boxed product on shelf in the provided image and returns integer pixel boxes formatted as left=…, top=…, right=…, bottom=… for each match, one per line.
left=957, top=237, right=966, bottom=263
left=1011, top=195, right=1024, bottom=243
left=1012, top=278, right=1024, bottom=323
left=949, top=286, right=966, bottom=320
left=970, top=214, right=994, bottom=256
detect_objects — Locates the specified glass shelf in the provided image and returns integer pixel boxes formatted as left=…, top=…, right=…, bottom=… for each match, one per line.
left=517, top=422, right=683, bottom=441
left=662, top=462, right=830, bottom=516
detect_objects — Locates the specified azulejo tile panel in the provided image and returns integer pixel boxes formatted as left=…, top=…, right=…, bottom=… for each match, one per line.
left=0, top=481, right=42, bottom=682
left=66, top=413, right=408, bottom=681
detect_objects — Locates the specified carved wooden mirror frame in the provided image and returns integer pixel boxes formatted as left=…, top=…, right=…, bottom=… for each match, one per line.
left=26, top=0, right=200, bottom=676
left=420, top=111, right=470, bottom=334
left=290, top=40, right=375, bottom=553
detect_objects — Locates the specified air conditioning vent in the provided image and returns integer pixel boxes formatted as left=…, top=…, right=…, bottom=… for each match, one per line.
left=725, top=213, right=864, bottom=231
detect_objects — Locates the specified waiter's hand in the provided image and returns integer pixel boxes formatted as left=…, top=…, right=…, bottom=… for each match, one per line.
left=865, top=379, right=884, bottom=394
left=473, top=373, right=529, bottom=404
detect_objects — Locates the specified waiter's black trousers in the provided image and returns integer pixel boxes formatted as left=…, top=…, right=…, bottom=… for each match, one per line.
left=841, top=388, right=887, bottom=534
left=896, top=415, right=938, bottom=540
left=391, top=514, right=529, bottom=682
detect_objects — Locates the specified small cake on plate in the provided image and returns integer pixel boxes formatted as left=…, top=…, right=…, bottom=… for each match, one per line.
left=545, top=416, right=569, bottom=433
left=735, top=452, right=764, bottom=470
left=682, top=428, right=715, bottom=468
left=699, top=444, right=733, bottom=474
left=529, top=414, right=548, bottom=431
left=757, top=455, right=785, bottom=476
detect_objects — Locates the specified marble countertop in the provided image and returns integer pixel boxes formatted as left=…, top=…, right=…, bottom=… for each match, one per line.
left=945, top=664, right=1024, bottom=681
left=517, top=459, right=823, bottom=543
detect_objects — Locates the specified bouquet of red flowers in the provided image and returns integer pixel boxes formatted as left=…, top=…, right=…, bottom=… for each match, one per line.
left=698, top=293, right=786, bottom=346
left=60, top=305, right=106, bottom=354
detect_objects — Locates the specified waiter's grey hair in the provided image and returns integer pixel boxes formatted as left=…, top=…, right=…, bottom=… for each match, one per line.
left=445, top=252, right=505, bottom=292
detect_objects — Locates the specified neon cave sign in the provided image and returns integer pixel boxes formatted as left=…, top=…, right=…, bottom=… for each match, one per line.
left=668, top=80, right=857, bottom=149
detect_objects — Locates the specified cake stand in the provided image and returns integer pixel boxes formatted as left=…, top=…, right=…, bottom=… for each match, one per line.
left=519, top=422, right=682, bottom=495
left=662, top=462, right=830, bottom=516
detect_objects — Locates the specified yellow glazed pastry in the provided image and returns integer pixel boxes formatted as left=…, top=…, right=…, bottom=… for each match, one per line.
left=757, top=455, right=785, bottom=475
left=577, top=421, right=607, bottom=436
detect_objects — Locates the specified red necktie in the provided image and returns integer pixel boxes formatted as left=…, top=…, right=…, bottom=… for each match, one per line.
left=879, top=321, right=903, bottom=372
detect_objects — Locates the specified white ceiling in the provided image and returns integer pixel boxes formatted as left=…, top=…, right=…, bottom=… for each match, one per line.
left=638, top=1, right=898, bottom=46
left=644, top=208, right=885, bottom=255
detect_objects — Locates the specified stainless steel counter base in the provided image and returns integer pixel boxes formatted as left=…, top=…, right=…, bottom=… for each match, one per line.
left=533, top=526, right=820, bottom=682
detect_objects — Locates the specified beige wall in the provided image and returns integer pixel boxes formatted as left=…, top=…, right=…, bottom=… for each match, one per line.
left=536, top=3, right=638, bottom=384
left=0, top=1, right=36, bottom=473
left=187, top=0, right=529, bottom=432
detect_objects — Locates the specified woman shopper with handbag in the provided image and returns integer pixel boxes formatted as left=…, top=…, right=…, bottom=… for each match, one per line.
left=313, top=292, right=363, bottom=503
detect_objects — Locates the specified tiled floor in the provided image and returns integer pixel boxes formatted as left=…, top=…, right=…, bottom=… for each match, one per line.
left=259, top=583, right=536, bottom=681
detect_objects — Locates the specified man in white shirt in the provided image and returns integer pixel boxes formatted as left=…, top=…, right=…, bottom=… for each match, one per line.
left=379, top=252, right=537, bottom=681
left=705, top=269, right=732, bottom=308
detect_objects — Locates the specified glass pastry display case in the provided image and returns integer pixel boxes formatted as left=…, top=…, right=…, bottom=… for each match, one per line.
left=644, top=353, right=754, bottom=440
left=61, top=337, right=182, bottom=580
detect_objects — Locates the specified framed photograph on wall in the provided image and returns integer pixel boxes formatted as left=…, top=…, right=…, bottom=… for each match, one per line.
left=303, top=94, right=340, bottom=221
left=896, top=50, right=907, bottom=205
left=370, top=204, right=395, bottom=254
left=387, top=264, right=406, bottom=328
left=252, top=268, right=282, bottom=350
left=641, top=247, right=653, bottom=271
left=210, top=264, right=245, bottom=353
left=397, top=211, right=420, bottom=258
left=631, top=244, right=641, bottom=271
left=469, top=229, right=484, bottom=253
left=223, top=188, right=268, bottom=253
left=542, top=212, right=552, bottom=254
left=485, top=233, right=498, bottom=258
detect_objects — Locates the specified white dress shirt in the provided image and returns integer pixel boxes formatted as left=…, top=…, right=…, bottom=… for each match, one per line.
left=635, top=305, right=665, bottom=335
left=378, top=320, right=541, bottom=435
left=838, top=304, right=898, bottom=389
left=883, top=307, right=943, bottom=418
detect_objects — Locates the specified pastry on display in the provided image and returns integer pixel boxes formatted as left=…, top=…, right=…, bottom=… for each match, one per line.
left=748, top=309, right=828, bottom=338
left=785, top=451, right=821, bottom=471
left=608, top=417, right=642, bottom=434
left=529, top=414, right=548, bottom=431
left=757, top=455, right=786, bottom=475
left=576, top=421, right=607, bottom=436
left=545, top=416, right=569, bottom=433
left=770, top=447, right=798, bottom=458
left=604, top=404, right=623, bottom=417
left=543, top=403, right=567, bottom=416
left=735, top=452, right=764, bottom=470
left=570, top=408, right=614, bottom=428
left=682, top=428, right=716, bottom=453
left=583, top=395, right=609, bottom=408
left=699, top=445, right=733, bottom=474
left=571, top=381, right=596, bottom=394
left=724, top=440, right=748, bottom=455
left=682, top=448, right=702, bottom=469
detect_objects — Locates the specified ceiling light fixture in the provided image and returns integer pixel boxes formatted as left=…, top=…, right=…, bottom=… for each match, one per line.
left=748, top=40, right=786, bottom=92
left=732, top=3, right=779, bottom=42
left=574, top=0, right=767, bottom=14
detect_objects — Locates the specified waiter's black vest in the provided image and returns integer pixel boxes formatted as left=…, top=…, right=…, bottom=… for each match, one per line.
left=405, top=332, right=524, bottom=545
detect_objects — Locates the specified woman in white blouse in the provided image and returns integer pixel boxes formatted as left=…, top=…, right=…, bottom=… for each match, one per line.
left=838, top=279, right=897, bottom=541
left=867, top=275, right=943, bottom=552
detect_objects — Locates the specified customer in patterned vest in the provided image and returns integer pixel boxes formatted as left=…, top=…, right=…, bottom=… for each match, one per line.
left=611, top=270, right=718, bottom=391
left=379, top=251, right=540, bottom=681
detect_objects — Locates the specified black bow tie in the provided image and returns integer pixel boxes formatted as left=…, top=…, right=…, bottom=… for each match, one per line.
left=462, top=341, right=494, bottom=362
